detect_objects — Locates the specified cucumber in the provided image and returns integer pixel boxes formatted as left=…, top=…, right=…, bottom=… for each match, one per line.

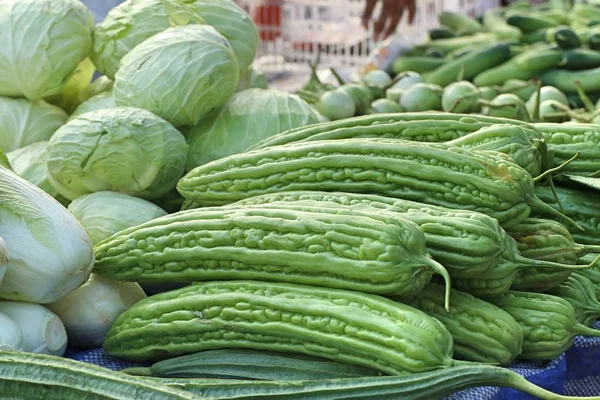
left=439, top=12, right=485, bottom=35
left=507, top=14, right=559, bottom=33
left=123, top=349, right=380, bottom=380
left=560, top=49, right=600, bottom=70
left=424, top=43, right=512, bottom=87
left=512, top=47, right=563, bottom=72
left=553, top=27, right=581, bottom=49
left=540, top=67, right=600, bottom=93
left=429, top=27, right=456, bottom=40
left=521, top=29, right=549, bottom=44
left=392, top=57, right=446, bottom=75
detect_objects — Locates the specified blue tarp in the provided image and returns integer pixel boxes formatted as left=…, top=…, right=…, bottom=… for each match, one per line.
left=67, top=321, right=600, bottom=399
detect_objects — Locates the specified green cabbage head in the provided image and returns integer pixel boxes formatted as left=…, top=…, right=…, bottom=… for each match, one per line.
left=114, top=25, right=239, bottom=127
left=0, top=0, right=94, bottom=100
left=70, top=90, right=116, bottom=119
left=92, top=0, right=257, bottom=79
left=46, top=107, right=189, bottom=200
left=7, top=141, right=68, bottom=206
left=186, top=89, right=321, bottom=170
left=68, top=191, right=167, bottom=245
left=0, top=97, right=68, bottom=152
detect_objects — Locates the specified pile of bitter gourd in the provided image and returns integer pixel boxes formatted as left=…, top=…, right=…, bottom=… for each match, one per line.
left=79, top=111, right=600, bottom=399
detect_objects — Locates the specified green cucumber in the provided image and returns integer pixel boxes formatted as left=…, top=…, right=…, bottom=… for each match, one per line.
left=507, top=14, right=559, bottom=33
left=392, top=57, right=446, bottom=75
left=540, top=67, right=600, bottom=93
left=559, top=49, right=600, bottom=70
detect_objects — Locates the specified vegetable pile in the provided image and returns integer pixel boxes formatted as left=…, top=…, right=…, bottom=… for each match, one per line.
left=3, top=0, right=600, bottom=399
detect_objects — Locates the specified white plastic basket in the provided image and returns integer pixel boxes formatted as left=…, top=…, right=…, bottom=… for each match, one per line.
left=236, top=0, right=501, bottom=88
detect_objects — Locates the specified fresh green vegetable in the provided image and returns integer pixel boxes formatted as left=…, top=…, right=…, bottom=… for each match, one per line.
left=538, top=100, right=569, bottom=122
left=68, top=191, right=168, bottom=245
left=429, top=26, right=457, bottom=40
left=525, top=86, right=568, bottom=117
left=186, top=89, right=320, bottom=170
left=390, top=72, right=422, bottom=91
left=236, top=67, right=268, bottom=92
left=338, top=83, right=373, bottom=115
left=48, top=274, right=146, bottom=348
left=424, top=43, right=512, bottom=87
left=559, top=49, right=600, bottom=70
left=70, top=90, right=116, bottom=119
left=46, top=107, right=188, bottom=201
left=6, top=141, right=68, bottom=206
left=0, top=0, right=93, bottom=100
left=369, top=98, right=404, bottom=113
left=114, top=25, right=240, bottom=127
left=553, top=27, right=582, bottom=49
left=506, top=13, right=559, bottom=33
left=501, top=79, right=537, bottom=101
left=103, top=280, right=459, bottom=374
left=177, top=138, right=576, bottom=228
left=316, top=90, right=356, bottom=120
left=439, top=12, right=485, bottom=35
left=405, top=283, right=523, bottom=365
left=0, top=313, right=22, bottom=351
left=361, top=70, right=393, bottom=98
left=482, top=94, right=530, bottom=121
left=549, top=274, right=600, bottom=327
left=0, top=302, right=67, bottom=356
left=0, top=166, right=94, bottom=303
left=123, top=349, right=380, bottom=380
left=391, top=56, right=446, bottom=75
left=441, top=81, right=480, bottom=113
left=0, top=351, right=201, bottom=399
left=534, top=185, right=600, bottom=246
left=94, top=204, right=451, bottom=300
left=0, top=97, right=67, bottom=152
left=540, top=67, right=600, bottom=93
left=150, top=366, right=600, bottom=400
left=44, top=58, right=96, bottom=114
left=487, top=291, right=600, bottom=360
left=479, top=86, right=501, bottom=101
left=400, top=83, right=442, bottom=111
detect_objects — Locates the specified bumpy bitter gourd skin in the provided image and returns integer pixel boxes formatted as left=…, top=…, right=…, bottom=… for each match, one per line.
left=508, top=218, right=596, bottom=292
left=534, top=185, right=600, bottom=245
left=94, top=205, right=447, bottom=298
left=252, top=112, right=533, bottom=150
left=549, top=273, right=600, bottom=327
left=178, top=138, right=568, bottom=229
left=534, top=123, right=600, bottom=175
left=404, top=283, right=523, bottom=365
left=103, top=280, right=458, bottom=375
left=487, top=291, right=600, bottom=360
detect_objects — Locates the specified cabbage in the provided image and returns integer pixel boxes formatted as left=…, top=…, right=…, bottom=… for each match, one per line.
left=236, top=67, right=268, bottom=92
left=45, top=58, right=96, bottom=115
left=114, top=25, right=239, bottom=127
left=46, top=107, right=189, bottom=200
left=191, top=0, right=259, bottom=72
left=6, top=141, right=68, bottom=206
left=92, top=0, right=257, bottom=79
left=0, top=166, right=95, bottom=304
left=84, top=76, right=114, bottom=98
left=70, top=90, right=116, bottom=119
left=0, top=0, right=94, bottom=100
left=68, top=191, right=167, bottom=245
left=186, top=89, right=321, bottom=170
left=0, top=97, right=68, bottom=152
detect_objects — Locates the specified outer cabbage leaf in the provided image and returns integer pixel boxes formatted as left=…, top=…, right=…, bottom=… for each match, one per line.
left=236, top=66, right=268, bottom=92
left=45, top=58, right=96, bottom=115
left=114, top=25, right=239, bottom=127
left=0, top=0, right=94, bottom=100
left=186, top=89, right=321, bottom=170
left=70, top=90, right=116, bottom=119
left=83, top=76, right=114, bottom=99
left=0, top=98, right=68, bottom=152
left=46, top=107, right=188, bottom=200
left=91, top=0, right=205, bottom=79
left=68, top=191, right=167, bottom=245
left=0, top=150, right=10, bottom=170
left=6, top=141, right=68, bottom=206
left=191, top=0, right=259, bottom=72
left=0, top=166, right=94, bottom=303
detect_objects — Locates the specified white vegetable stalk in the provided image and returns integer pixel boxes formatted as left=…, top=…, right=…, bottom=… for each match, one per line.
left=48, top=274, right=146, bottom=348
left=0, top=302, right=67, bottom=356
left=0, top=312, right=23, bottom=351
left=0, top=235, right=8, bottom=284
left=0, top=167, right=95, bottom=303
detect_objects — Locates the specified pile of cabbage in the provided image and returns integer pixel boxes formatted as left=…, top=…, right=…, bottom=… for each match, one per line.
left=0, top=0, right=320, bottom=353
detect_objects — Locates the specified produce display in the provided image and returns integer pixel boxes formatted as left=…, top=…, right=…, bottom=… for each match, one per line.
left=3, top=0, right=600, bottom=399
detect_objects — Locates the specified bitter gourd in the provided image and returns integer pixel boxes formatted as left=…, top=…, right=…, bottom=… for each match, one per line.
left=403, top=283, right=523, bottom=365
left=94, top=205, right=450, bottom=301
left=123, top=349, right=380, bottom=380
left=534, top=123, right=600, bottom=175
left=534, top=185, right=600, bottom=245
left=487, top=291, right=600, bottom=360
left=549, top=273, right=600, bottom=327
left=103, top=280, right=462, bottom=375
left=177, top=138, right=576, bottom=230
left=0, top=351, right=200, bottom=399
left=508, top=218, right=600, bottom=292
left=151, top=365, right=600, bottom=400
left=252, top=112, right=533, bottom=150
left=578, top=254, right=600, bottom=299
left=229, top=195, right=590, bottom=284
